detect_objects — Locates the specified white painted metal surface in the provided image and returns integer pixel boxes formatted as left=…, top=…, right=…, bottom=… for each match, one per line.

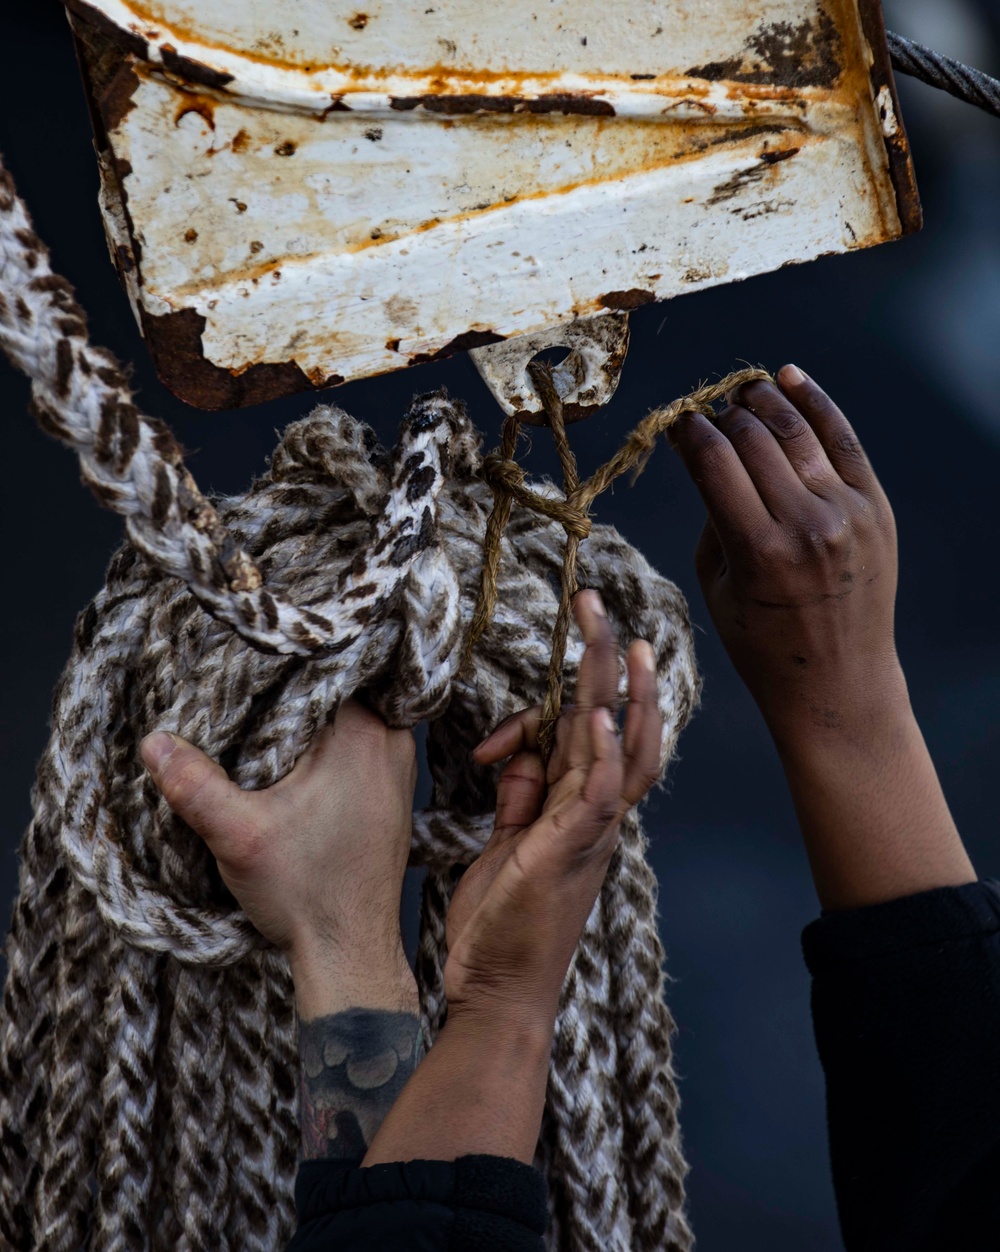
left=66, top=0, right=918, bottom=410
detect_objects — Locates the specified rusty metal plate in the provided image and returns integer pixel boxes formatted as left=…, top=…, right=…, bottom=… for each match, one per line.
left=66, top=0, right=919, bottom=411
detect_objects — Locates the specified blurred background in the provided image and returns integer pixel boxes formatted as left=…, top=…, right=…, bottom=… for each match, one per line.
left=1, top=2, right=998, bottom=1247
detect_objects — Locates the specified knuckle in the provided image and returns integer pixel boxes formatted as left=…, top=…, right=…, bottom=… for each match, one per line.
left=160, top=754, right=212, bottom=811
left=225, top=825, right=265, bottom=872
left=589, top=786, right=621, bottom=832
left=831, top=428, right=866, bottom=461
left=691, top=430, right=734, bottom=474
left=768, top=409, right=809, bottom=441
left=794, top=515, right=848, bottom=554
left=796, top=452, right=833, bottom=483
left=722, top=414, right=762, bottom=445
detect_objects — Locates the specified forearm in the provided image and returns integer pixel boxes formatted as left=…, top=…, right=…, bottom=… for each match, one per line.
left=292, top=945, right=420, bottom=1161
left=767, top=667, right=976, bottom=911
left=362, top=1009, right=552, bottom=1167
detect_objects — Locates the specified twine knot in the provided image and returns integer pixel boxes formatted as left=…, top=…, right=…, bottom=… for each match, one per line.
left=466, top=361, right=773, bottom=760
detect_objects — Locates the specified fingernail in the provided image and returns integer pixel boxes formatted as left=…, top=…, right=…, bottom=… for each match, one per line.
left=599, top=707, right=615, bottom=733
left=141, top=732, right=179, bottom=773
left=780, top=363, right=805, bottom=386
left=587, top=591, right=606, bottom=617
left=638, top=640, right=655, bottom=671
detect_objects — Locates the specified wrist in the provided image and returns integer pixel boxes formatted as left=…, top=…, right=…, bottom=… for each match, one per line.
left=362, top=998, right=553, bottom=1167
left=445, top=995, right=555, bottom=1064
left=761, top=656, right=911, bottom=763
left=291, top=934, right=416, bottom=1020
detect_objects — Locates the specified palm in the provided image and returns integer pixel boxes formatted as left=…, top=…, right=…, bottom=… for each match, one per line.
left=442, top=592, right=664, bottom=1017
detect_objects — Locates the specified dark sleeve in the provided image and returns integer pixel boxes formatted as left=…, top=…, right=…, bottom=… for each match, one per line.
left=802, top=877, right=1000, bottom=1252
left=284, top=1154, right=548, bottom=1251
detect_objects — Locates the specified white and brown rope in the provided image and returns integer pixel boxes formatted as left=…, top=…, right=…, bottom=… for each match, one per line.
left=0, top=149, right=733, bottom=1251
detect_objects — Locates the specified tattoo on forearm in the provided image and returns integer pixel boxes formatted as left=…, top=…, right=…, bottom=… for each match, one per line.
left=298, top=1008, right=423, bottom=1160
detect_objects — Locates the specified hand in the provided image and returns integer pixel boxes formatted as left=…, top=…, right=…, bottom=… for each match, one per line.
left=141, top=699, right=418, bottom=1012
left=448, top=589, right=663, bottom=1029
left=669, top=365, right=975, bottom=910
left=362, top=590, right=664, bottom=1167
left=668, top=365, right=905, bottom=744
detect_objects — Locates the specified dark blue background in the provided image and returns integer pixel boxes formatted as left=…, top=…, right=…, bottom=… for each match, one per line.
left=2, top=3, right=998, bottom=1247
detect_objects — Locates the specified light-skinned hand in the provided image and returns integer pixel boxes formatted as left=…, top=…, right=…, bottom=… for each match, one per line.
left=141, top=699, right=418, bottom=1013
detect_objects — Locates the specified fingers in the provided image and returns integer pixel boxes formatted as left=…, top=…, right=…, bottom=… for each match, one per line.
left=775, top=365, right=876, bottom=490
left=473, top=707, right=543, bottom=764
left=713, top=401, right=810, bottom=516
left=474, top=590, right=618, bottom=776
left=581, top=708, right=624, bottom=828
left=569, top=590, right=619, bottom=768
left=693, top=517, right=725, bottom=586
left=725, top=378, right=839, bottom=493
left=476, top=606, right=663, bottom=812
left=539, top=707, right=623, bottom=869
left=492, top=751, right=546, bottom=840
left=668, top=411, right=774, bottom=551
left=141, top=732, right=257, bottom=862
left=621, top=640, right=663, bottom=807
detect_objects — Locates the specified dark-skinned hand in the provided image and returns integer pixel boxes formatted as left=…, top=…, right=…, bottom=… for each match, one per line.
left=668, top=364, right=902, bottom=744
left=445, top=589, right=663, bottom=1029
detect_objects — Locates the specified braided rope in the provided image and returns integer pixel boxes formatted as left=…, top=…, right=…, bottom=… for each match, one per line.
left=0, top=148, right=765, bottom=1248
left=888, top=30, right=1000, bottom=120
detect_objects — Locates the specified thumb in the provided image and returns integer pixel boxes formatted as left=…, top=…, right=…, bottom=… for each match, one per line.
left=492, top=750, right=546, bottom=842
left=141, top=732, right=257, bottom=862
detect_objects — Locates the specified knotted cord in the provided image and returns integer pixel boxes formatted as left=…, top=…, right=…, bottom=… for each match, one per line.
left=468, top=359, right=771, bottom=757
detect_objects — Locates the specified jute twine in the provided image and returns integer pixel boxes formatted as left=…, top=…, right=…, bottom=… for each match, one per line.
left=467, top=360, right=772, bottom=758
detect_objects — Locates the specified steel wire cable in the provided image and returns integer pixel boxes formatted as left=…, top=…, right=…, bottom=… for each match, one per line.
left=888, top=29, right=1000, bottom=120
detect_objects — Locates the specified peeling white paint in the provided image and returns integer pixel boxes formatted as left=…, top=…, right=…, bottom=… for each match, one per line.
left=876, top=83, right=900, bottom=136
left=70, top=0, right=916, bottom=407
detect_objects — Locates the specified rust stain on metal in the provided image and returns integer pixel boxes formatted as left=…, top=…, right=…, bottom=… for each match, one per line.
left=389, top=93, right=616, bottom=116
left=761, top=145, right=800, bottom=163
left=856, top=0, right=921, bottom=235
left=600, top=289, right=656, bottom=310
left=407, top=328, right=505, bottom=366
left=174, top=92, right=215, bottom=128
left=65, top=0, right=148, bottom=59
left=687, top=14, right=841, bottom=89
left=70, top=12, right=142, bottom=133
left=67, top=0, right=921, bottom=411
left=159, top=41, right=234, bottom=89
left=143, top=307, right=344, bottom=409
left=706, top=143, right=802, bottom=206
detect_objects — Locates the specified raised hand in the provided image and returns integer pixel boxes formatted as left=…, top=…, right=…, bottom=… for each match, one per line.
left=446, top=589, right=663, bottom=1025
left=668, top=365, right=901, bottom=743
left=362, top=590, right=664, bottom=1166
left=668, top=365, right=974, bottom=910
